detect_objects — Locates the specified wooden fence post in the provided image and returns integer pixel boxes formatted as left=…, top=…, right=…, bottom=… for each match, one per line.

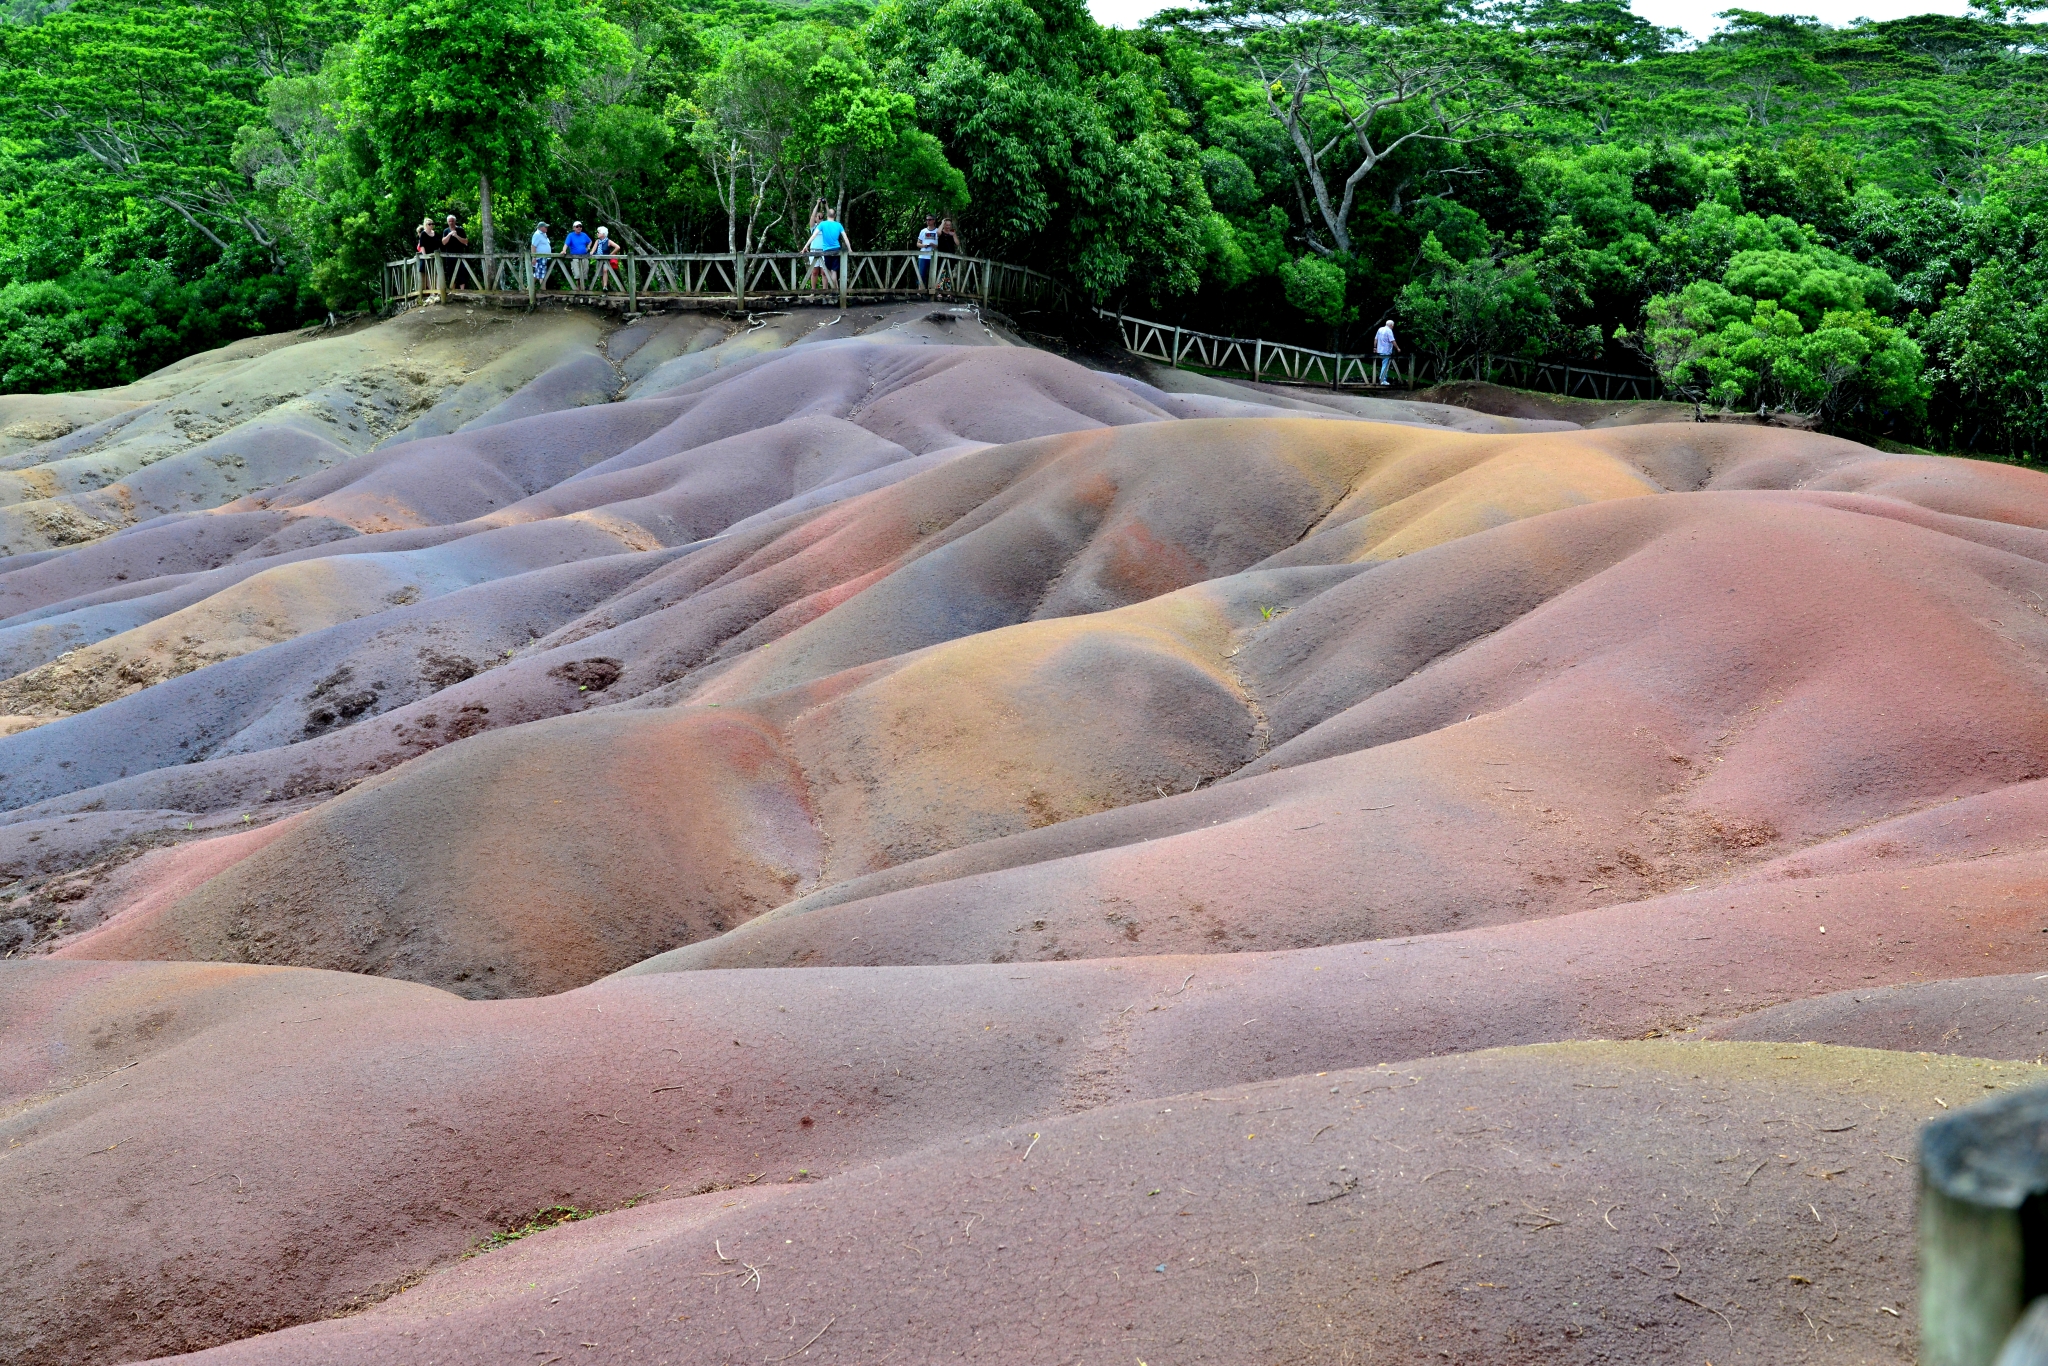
left=735, top=253, right=746, bottom=312
left=627, top=254, right=638, bottom=316
left=1920, top=1085, right=2048, bottom=1366
left=525, top=251, right=536, bottom=310
left=839, top=249, right=849, bottom=310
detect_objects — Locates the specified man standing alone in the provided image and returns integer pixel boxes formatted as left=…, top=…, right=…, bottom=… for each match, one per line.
left=1374, top=318, right=1398, bottom=387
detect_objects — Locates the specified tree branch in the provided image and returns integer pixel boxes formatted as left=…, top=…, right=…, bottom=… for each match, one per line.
left=156, top=196, right=233, bottom=253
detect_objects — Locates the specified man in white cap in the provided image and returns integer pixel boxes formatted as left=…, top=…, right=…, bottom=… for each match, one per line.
left=531, top=221, right=552, bottom=285
left=1374, top=318, right=1398, bottom=386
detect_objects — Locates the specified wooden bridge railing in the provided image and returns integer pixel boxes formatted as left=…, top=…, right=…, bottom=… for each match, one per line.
left=1098, top=308, right=1665, bottom=401
left=382, top=250, right=1073, bottom=317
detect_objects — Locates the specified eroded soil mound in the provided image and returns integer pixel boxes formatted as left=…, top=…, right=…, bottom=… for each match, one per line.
left=1, top=304, right=2041, bottom=1365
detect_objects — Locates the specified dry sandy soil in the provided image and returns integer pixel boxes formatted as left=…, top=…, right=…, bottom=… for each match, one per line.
left=3, top=299, right=2043, bottom=1365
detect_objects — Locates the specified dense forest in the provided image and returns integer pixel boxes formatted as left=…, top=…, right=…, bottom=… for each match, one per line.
left=0, top=0, right=2044, bottom=452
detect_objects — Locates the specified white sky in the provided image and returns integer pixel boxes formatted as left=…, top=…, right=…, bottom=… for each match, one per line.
left=1085, top=0, right=1980, bottom=39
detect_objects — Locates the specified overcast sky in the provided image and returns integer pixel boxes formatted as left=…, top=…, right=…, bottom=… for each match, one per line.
left=1084, top=0, right=1981, bottom=40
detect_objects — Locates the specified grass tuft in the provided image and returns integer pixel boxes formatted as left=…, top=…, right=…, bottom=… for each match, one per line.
left=466, top=1205, right=599, bottom=1257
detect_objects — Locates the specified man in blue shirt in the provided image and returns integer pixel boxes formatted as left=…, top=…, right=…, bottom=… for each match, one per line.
left=564, top=221, right=592, bottom=287
left=810, top=214, right=848, bottom=288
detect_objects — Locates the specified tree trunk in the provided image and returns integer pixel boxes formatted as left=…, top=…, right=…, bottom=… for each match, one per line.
left=479, top=172, right=496, bottom=261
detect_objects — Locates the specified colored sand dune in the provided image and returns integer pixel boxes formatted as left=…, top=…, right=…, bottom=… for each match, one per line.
left=2, top=301, right=2041, bottom=1364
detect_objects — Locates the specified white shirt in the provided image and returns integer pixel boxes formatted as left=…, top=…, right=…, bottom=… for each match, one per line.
left=1375, top=325, right=1395, bottom=356
left=918, top=227, right=941, bottom=258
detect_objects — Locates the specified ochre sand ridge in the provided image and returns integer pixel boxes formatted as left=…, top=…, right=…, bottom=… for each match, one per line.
left=2, top=302, right=2045, bottom=1364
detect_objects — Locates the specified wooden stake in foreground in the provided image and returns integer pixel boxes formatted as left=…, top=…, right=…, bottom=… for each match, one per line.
left=1921, top=1085, right=2048, bottom=1365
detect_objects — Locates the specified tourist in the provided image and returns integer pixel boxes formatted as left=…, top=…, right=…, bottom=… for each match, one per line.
left=594, top=227, right=620, bottom=287
left=914, top=215, right=941, bottom=292
left=531, top=220, right=552, bottom=284
left=414, top=216, right=439, bottom=257
left=1374, top=318, right=1398, bottom=386
left=803, top=203, right=829, bottom=290
left=811, top=210, right=848, bottom=290
left=564, top=221, right=592, bottom=287
left=935, top=217, right=961, bottom=293
left=439, top=215, right=468, bottom=299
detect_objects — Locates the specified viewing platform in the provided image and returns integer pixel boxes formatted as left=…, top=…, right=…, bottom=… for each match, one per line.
left=384, top=249, right=1665, bottom=402
left=382, top=249, right=1072, bottom=317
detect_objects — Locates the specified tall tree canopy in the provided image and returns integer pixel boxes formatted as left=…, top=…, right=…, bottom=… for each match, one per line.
left=351, top=0, right=628, bottom=257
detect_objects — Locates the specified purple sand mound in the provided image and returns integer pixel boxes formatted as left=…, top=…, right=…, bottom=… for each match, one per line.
left=1704, top=972, right=2048, bottom=1059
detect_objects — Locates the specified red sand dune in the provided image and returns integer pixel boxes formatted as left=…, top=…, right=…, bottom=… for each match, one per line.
left=2, top=306, right=2045, bottom=1365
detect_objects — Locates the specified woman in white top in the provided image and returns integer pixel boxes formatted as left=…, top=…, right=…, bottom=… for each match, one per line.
left=804, top=202, right=828, bottom=290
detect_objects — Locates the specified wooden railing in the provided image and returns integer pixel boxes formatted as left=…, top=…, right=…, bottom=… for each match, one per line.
left=1099, top=309, right=1665, bottom=401
left=382, top=250, right=1073, bottom=317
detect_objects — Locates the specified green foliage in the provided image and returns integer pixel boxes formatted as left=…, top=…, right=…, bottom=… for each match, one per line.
left=0, top=261, right=312, bottom=392
left=1917, top=147, right=2048, bottom=455
left=466, top=1205, right=600, bottom=1255
left=1921, top=258, right=2048, bottom=456
left=869, top=0, right=1212, bottom=297
left=0, top=0, right=2045, bottom=463
left=676, top=22, right=962, bottom=252
left=0, top=0, right=342, bottom=372
left=1280, top=253, right=1346, bottom=326
left=351, top=0, right=630, bottom=252
left=0, top=0, right=353, bottom=252
left=1634, top=226, right=1927, bottom=426
left=1397, top=231, right=1565, bottom=371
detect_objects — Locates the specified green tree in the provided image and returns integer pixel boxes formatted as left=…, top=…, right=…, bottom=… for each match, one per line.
left=677, top=23, right=963, bottom=251
left=1160, top=0, right=1542, bottom=257
left=1396, top=230, right=1564, bottom=372
left=0, top=0, right=305, bottom=258
left=351, top=0, right=627, bottom=260
left=1279, top=252, right=1345, bottom=325
left=1921, top=259, right=2048, bottom=456
left=1918, top=147, right=2048, bottom=454
left=1634, top=236, right=1926, bottom=427
left=870, top=0, right=1213, bottom=297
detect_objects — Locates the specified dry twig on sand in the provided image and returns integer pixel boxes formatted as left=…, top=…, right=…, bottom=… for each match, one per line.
left=766, top=1317, right=835, bottom=1361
